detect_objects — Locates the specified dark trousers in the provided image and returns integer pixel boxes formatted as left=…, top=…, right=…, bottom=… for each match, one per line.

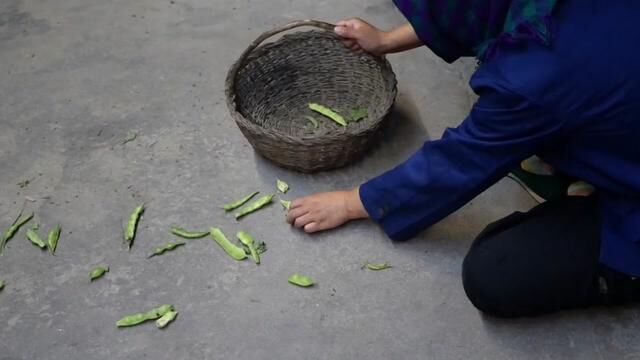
left=462, top=196, right=640, bottom=318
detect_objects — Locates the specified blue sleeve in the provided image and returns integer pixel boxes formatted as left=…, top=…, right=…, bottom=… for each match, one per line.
left=359, top=80, right=565, bottom=241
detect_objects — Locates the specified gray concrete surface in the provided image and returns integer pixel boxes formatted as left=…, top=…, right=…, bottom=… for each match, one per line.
left=1, top=0, right=639, bottom=359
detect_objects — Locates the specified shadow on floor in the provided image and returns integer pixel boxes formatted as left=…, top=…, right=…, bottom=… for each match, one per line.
left=355, top=91, right=430, bottom=175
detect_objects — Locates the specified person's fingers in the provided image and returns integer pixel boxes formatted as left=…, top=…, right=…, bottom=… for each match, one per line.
left=343, top=18, right=362, bottom=27
left=286, top=209, right=308, bottom=225
left=334, top=25, right=349, bottom=37
left=337, top=18, right=359, bottom=26
left=342, top=39, right=356, bottom=47
left=343, top=40, right=362, bottom=54
left=290, top=198, right=305, bottom=210
left=286, top=206, right=309, bottom=224
left=335, top=19, right=361, bottom=38
left=304, top=222, right=320, bottom=233
left=349, top=19, right=368, bottom=33
left=294, top=213, right=314, bottom=229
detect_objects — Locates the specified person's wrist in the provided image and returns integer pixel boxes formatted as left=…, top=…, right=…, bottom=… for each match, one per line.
left=345, top=187, right=369, bottom=220
left=375, top=31, right=393, bottom=55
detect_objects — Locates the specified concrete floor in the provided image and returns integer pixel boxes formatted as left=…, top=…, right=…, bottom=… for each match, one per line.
left=1, top=0, right=639, bottom=359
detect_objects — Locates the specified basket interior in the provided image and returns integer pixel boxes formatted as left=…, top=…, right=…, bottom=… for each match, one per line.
left=233, top=31, right=396, bottom=138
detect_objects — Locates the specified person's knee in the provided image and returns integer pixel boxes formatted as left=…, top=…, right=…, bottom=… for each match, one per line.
left=462, top=245, right=519, bottom=318
left=462, top=248, right=494, bottom=315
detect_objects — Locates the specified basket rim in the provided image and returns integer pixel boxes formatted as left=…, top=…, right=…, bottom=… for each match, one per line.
left=225, top=30, right=398, bottom=146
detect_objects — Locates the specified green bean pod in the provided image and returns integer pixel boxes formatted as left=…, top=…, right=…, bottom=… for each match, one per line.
left=148, top=241, right=185, bottom=258
left=170, top=226, right=209, bottom=239
left=116, top=304, right=174, bottom=327
left=309, top=103, right=347, bottom=127
left=222, top=191, right=259, bottom=211
left=124, top=204, right=145, bottom=249
left=156, top=310, right=178, bottom=329
left=237, top=231, right=260, bottom=265
left=288, top=273, right=314, bottom=287
left=276, top=179, right=289, bottom=194
left=245, top=241, right=267, bottom=256
left=117, top=313, right=147, bottom=327
left=47, top=224, right=61, bottom=255
left=364, top=261, right=392, bottom=271
left=210, top=228, right=246, bottom=261
left=280, top=200, right=291, bottom=211
left=255, top=242, right=267, bottom=255
left=121, top=132, right=138, bottom=145
left=349, top=107, right=368, bottom=122
left=26, top=225, right=46, bottom=249
left=1, top=211, right=34, bottom=254
left=90, top=266, right=109, bottom=281
left=234, top=194, right=274, bottom=219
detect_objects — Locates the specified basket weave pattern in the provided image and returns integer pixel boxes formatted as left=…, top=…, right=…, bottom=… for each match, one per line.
left=226, top=21, right=397, bottom=173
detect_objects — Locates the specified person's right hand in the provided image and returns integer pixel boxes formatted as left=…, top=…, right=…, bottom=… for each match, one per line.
left=334, top=18, right=387, bottom=56
left=286, top=188, right=368, bottom=233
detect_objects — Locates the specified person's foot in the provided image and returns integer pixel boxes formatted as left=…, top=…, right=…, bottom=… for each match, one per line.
left=286, top=188, right=369, bottom=233
left=510, top=156, right=592, bottom=202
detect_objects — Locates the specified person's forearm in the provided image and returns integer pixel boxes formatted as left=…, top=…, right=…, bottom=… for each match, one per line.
left=380, top=23, right=423, bottom=54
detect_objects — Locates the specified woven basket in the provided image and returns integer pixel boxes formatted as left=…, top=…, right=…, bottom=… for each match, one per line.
left=225, top=20, right=397, bottom=173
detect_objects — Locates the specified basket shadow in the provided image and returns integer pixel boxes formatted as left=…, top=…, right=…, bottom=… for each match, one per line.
left=354, top=93, right=430, bottom=176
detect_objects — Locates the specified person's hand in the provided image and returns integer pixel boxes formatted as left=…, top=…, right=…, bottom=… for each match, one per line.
left=334, top=18, right=388, bottom=56
left=286, top=188, right=369, bottom=233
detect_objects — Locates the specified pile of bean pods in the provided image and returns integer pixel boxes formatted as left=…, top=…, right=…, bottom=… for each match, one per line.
left=1, top=177, right=391, bottom=330
left=1, top=210, right=61, bottom=256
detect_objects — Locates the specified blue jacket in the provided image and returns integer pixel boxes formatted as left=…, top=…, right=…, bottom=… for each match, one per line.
left=360, top=1, right=640, bottom=275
